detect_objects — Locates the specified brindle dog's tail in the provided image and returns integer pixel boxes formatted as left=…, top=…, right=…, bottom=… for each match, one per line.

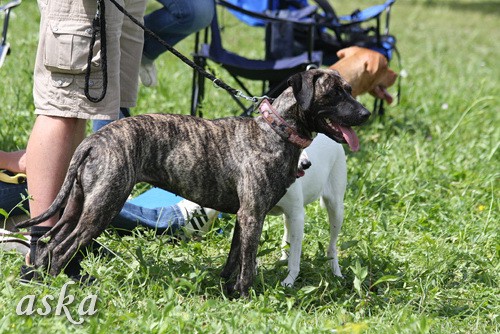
left=15, top=146, right=92, bottom=229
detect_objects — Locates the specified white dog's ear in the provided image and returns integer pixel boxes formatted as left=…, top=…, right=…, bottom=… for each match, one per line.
left=296, top=150, right=311, bottom=178
left=298, top=150, right=310, bottom=168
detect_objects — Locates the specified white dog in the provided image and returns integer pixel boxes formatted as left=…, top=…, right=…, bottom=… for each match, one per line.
left=269, top=134, right=346, bottom=286
left=271, top=46, right=398, bottom=286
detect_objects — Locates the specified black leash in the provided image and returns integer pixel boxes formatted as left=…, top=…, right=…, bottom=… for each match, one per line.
left=85, top=0, right=108, bottom=103
left=85, top=0, right=253, bottom=104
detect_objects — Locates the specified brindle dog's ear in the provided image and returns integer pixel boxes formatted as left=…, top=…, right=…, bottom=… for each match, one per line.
left=288, top=71, right=316, bottom=111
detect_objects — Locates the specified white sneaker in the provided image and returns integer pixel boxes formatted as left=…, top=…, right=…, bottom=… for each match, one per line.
left=177, top=200, right=218, bottom=236
left=139, top=58, right=158, bottom=87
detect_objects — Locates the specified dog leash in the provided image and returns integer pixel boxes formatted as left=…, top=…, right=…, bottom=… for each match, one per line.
left=84, top=0, right=108, bottom=103
left=85, top=0, right=266, bottom=107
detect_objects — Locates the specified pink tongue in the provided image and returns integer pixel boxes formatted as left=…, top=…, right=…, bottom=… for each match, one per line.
left=338, top=125, right=360, bottom=151
left=373, top=86, right=394, bottom=104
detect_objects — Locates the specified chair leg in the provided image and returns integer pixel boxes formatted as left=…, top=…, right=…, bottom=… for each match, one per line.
left=191, top=55, right=206, bottom=117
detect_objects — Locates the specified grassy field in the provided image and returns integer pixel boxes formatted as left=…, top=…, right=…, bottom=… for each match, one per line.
left=1, top=0, right=499, bottom=333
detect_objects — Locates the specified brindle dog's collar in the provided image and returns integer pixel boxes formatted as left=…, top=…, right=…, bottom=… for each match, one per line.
left=258, top=99, right=312, bottom=149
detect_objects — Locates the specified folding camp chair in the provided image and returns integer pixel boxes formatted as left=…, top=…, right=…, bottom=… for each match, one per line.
left=191, top=0, right=397, bottom=117
left=291, top=0, right=397, bottom=63
left=224, top=0, right=396, bottom=62
left=191, top=0, right=323, bottom=117
left=0, top=0, right=21, bottom=68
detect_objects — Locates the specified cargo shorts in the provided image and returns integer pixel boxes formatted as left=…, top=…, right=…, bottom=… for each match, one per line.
left=33, top=0, right=147, bottom=120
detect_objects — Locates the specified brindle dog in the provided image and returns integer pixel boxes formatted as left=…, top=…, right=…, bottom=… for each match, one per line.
left=17, top=69, right=370, bottom=297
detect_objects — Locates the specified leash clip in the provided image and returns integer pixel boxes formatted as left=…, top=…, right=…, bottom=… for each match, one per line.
left=212, top=79, right=269, bottom=107
left=252, top=96, right=272, bottom=112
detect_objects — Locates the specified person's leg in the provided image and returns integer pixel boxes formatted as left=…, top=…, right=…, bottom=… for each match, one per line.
left=23, top=116, right=85, bottom=277
left=92, top=108, right=129, bottom=133
left=140, top=0, right=214, bottom=86
left=22, top=0, right=125, bottom=281
left=142, top=0, right=215, bottom=61
left=110, top=195, right=219, bottom=236
left=120, top=0, right=148, bottom=108
left=26, top=116, right=86, bottom=227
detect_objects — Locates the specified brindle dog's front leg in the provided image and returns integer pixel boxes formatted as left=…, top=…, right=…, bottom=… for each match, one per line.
left=221, top=212, right=265, bottom=297
left=233, top=208, right=266, bottom=297
left=220, top=220, right=242, bottom=284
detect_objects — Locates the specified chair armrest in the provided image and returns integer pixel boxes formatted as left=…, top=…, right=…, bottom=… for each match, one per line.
left=0, top=0, right=22, bottom=13
left=217, top=0, right=318, bottom=27
left=329, top=0, right=395, bottom=28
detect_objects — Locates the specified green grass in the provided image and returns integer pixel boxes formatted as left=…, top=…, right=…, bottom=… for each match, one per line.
left=1, top=0, right=499, bottom=333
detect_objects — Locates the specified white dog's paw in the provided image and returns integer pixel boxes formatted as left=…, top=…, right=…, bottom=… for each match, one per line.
left=281, top=276, right=295, bottom=287
left=281, top=270, right=299, bottom=287
left=330, top=260, right=343, bottom=278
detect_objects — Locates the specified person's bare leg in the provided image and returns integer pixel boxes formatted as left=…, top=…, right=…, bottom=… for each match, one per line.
left=26, top=115, right=86, bottom=227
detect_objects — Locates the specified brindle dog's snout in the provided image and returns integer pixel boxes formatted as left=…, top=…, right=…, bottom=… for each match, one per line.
left=359, top=106, right=371, bottom=122
left=337, top=100, right=371, bottom=126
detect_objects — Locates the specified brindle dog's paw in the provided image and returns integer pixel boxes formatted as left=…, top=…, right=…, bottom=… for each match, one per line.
left=223, top=281, right=244, bottom=299
left=222, top=276, right=252, bottom=299
left=34, top=242, right=51, bottom=272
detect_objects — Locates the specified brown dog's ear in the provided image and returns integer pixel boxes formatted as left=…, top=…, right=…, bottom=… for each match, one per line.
left=364, top=59, right=370, bottom=72
left=288, top=71, right=315, bottom=110
left=366, top=52, right=386, bottom=74
left=337, top=49, right=347, bottom=59
left=336, top=46, right=362, bottom=59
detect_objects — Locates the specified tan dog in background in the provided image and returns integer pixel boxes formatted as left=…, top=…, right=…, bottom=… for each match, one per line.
left=330, top=46, right=397, bottom=103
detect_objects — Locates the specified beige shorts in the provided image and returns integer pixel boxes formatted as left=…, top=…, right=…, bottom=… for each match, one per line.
left=33, top=0, right=147, bottom=120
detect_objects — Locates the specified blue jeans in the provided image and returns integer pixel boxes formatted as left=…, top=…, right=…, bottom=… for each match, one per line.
left=0, top=182, right=29, bottom=217
left=142, top=0, right=215, bottom=61
left=0, top=180, right=184, bottom=234
left=92, top=108, right=127, bottom=132
left=110, top=201, right=183, bottom=234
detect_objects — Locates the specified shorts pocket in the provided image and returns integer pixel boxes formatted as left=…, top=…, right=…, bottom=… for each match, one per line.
left=50, top=74, right=74, bottom=88
left=44, top=19, right=101, bottom=74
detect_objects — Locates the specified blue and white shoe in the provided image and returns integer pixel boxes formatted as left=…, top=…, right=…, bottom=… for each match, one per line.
left=177, top=200, right=218, bottom=236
